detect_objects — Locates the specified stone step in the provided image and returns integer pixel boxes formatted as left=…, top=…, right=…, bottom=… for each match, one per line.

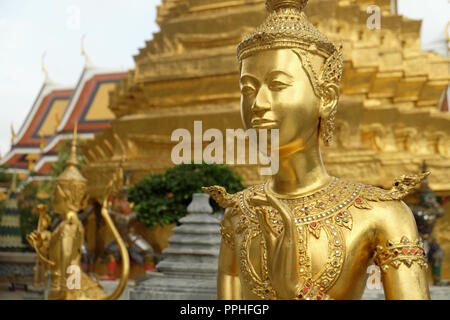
left=167, top=234, right=221, bottom=246
left=179, top=213, right=221, bottom=224
left=163, top=245, right=219, bottom=256
left=172, top=224, right=220, bottom=234
left=130, top=193, right=220, bottom=300
left=157, top=261, right=218, bottom=274
left=157, top=254, right=218, bottom=266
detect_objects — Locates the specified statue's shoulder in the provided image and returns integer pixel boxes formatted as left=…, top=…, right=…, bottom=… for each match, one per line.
left=202, top=184, right=251, bottom=209
left=347, top=172, right=429, bottom=210
left=351, top=172, right=429, bottom=239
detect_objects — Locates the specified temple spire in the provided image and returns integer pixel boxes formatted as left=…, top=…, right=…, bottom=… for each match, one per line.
left=42, top=51, right=49, bottom=83
left=67, top=123, right=79, bottom=167
left=81, top=35, right=94, bottom=68
left=10, top=122, right=16, bottom=145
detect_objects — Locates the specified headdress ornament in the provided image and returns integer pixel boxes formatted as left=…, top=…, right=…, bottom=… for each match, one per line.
left=237, top=0, right=343, bottom=96
left=56, top=124, right=87, bottom=186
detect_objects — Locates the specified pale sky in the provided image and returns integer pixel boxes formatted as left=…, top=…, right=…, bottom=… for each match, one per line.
left=0, top=0, right=448, bottom=157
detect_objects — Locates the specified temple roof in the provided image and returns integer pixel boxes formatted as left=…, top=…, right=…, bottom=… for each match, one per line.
left=0, top=80, right=73, bottom=171
left=34, top=66, right=128, bottom=179
left=1, top=64, right=127, bottom=180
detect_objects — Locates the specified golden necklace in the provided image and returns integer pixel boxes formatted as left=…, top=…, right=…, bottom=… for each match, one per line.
left=235, top=177, right=364, bottom=299
left=203, top=172, right=427, bottom=300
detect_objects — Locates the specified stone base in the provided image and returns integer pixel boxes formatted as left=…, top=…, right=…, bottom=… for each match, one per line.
left=23, top=286, right=44, bottom=300
left=0, top=251, right=36, bottom=280
left=99, top=279, right=135, bottom=300
left=130, top=272, right=217, bottom=300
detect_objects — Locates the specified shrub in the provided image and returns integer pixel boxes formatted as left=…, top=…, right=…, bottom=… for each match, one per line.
left=128, top=163, right=245, bottom=228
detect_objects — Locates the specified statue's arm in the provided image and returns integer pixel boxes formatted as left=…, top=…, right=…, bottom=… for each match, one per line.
left=60, top=212, right=80, bottom=273
left=217, top=207, right=242, bottom=300
left=375, top=201, right=430, bottom=300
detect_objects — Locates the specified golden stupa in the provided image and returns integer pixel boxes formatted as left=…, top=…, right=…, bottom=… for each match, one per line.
left=80, top=0, right=450, bottom=277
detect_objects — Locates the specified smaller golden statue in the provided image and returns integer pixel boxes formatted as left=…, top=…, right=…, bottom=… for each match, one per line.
left=28, top=204, right=52, bottom=288
left=27, top=126, right=130, bottom=299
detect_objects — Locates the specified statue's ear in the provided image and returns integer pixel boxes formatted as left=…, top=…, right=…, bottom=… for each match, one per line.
left=319, top=83, right=339, bottom=118
left=55, top=184, right=68, bottom=200
left=80, top=193, right=89, bottom=210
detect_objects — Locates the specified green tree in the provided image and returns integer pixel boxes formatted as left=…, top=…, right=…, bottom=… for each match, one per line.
left=0, top=166, right=10, bottom=222
left=128, top=163, right=245, bottom=228
left=0, top=165, right=12, bottom=183
left=17, top=181, right=40, bottom=251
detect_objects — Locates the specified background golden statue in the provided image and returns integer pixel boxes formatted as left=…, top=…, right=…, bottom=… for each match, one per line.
left=204, top=0, right=430, bottom=300
left=27, top=126, right=130, bottom=300
left=28, top=204, right=51, bottom=288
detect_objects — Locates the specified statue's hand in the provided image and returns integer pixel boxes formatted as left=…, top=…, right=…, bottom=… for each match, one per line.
left=27, top=231, right=42, bottom=249
left=248, top=191, right=300, bottom=299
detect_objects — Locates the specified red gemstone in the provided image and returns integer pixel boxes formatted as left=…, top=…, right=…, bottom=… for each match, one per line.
left=418, top=250, right=423, bottom=254
left=411, top=249, right=415, bottom=253
left=355, top=198, right=361, bottom=203
left=298, top=294, right=303, bottom=299
left=257, top=225, right=261, bottom=229
left=317, top=296, right=321, bottom=300
left=235, top=205, right=238, bottom=208
left=365, top=185, right=371, bottom=188
left=303, top=288, right=308, bottom=293
left=311, top=222, right=317, bottom=227
left=338, top=212, right=343, bottom=216
left=402, top=249, right=408, bottom=254
left=319, top=202, right=324, bottom=205
left=385, top=253, right=389, bottom=257
left=394, top=251, right=398, bottom=255
left=306, top=283, right=311, bottom=287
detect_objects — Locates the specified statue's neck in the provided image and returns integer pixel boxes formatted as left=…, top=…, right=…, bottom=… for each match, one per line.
left=268, top=135, right=332, bottom=197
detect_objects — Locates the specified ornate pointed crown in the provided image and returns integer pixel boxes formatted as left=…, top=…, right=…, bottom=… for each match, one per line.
left=237, top=0, right=343, bottom=96
left=56, top=124, right=87, bottom=187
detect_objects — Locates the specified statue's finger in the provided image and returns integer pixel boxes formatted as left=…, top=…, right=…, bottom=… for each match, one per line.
left=255, top=207, right=277, bottom=242
left=248, top=192, right=270, bottom=207
left=265, top=192, right=293, bottom=228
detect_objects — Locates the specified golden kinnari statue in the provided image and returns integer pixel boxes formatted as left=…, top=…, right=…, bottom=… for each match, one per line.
left=29, top=204, right=52, bottom=288
left=27, top=126, right=130, bottom=300
left=204, top=0, right=430, bottom=300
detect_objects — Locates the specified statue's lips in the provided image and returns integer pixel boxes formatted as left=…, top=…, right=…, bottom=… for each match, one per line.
left=251, top=118, right=279, bottom=129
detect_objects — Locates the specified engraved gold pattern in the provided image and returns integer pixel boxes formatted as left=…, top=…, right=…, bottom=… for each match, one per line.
left=374, top=236, right=428, bottom=272
left=205, top=173, right=426, bottom=300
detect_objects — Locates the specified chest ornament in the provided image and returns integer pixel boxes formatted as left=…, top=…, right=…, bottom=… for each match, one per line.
left=203, top=172, right=427, bottom=300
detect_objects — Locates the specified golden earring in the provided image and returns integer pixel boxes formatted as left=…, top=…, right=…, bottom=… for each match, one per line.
left=321, top=111, right=336, bottom=146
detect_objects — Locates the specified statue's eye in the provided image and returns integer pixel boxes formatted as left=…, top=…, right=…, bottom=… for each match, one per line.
left=241, top=85, right=256, bottom=96
left=269, top=80, right=289, bottom=91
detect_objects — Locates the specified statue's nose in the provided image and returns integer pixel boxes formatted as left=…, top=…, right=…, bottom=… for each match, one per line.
left=252, top=85, right=271, bottom=114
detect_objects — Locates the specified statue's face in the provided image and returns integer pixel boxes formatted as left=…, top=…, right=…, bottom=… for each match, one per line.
left=52, top=185, right=67, bottom=215
left=240, top=49, right=322, bottom=147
